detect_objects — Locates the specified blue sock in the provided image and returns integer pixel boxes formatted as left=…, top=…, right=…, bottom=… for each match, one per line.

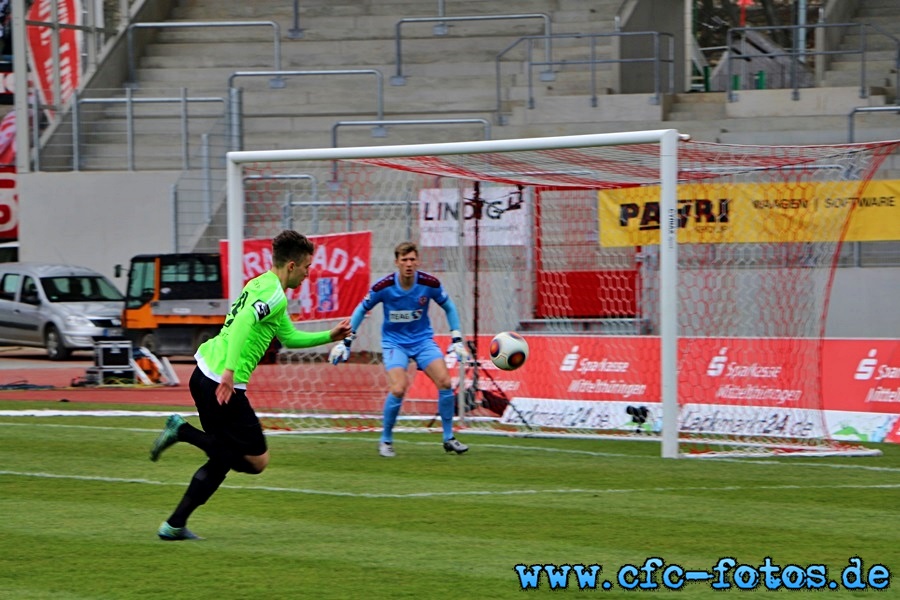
left=438, top=388, right=455, bottom=441
left=381, top=394, right=403, bottom=443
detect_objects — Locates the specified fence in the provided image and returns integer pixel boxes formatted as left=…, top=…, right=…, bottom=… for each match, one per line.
left=495, top=30, right=675, bottom=124
left=724, top=22, right=900, bottom=102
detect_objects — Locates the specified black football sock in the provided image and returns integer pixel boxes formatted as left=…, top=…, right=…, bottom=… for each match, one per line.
left=167, top=458, right=230, bottom=528
left=176, top=421, right=216, bottom=454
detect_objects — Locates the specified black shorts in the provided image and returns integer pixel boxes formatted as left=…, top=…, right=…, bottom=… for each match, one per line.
left=189, top=366, right=268, bottom=457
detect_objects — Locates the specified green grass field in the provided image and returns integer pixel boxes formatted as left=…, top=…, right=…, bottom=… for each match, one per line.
left=1, top=399, right=898, bottom=599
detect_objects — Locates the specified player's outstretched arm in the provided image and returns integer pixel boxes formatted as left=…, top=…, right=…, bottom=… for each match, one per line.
left=330, top=318, right=352, bottom=341
left=277, top=315, right=350, bottom=350
left=330, top=303, right=366, bottom=365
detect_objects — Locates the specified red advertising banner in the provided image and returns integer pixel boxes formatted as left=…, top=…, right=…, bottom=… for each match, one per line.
left=219, top=231, right=372, bottom=321
left=26, top=0, right=83, bottom=116
left=534, top=270, right=639, bottom=319
left=0, top=165, right=16, bottom=240
left=409, top=335, right=900, bottom=443
left=0, top=111, right=15, bottom=166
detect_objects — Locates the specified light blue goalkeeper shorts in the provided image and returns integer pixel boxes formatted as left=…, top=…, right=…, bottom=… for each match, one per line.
left=382, top=338, right=444, bottom=372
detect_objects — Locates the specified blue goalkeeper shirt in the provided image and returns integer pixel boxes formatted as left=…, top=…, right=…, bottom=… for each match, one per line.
left=350, top=271, right=461, bottom=346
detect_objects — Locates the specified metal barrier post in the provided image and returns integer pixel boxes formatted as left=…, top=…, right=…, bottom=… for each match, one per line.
left=171, top=184, right=178, bottom=252
left=434, top=0, right=448, bottom=35
left=590, top=36, right=598, bottom=107
left=392, top=14, right=554, bottom=85
left=126, top=87, right=135, bottom=171
left=72, top=91, right=81, bottom=171
left=201, top=134, right=211, bottom=223
left=228, top=69, right=386, bottom=137
left=228, top=87, right=243, bottom=152
left=288, top=0, right=304, bottom=39
left=847, top=105, right=900, bottom=142
left=180, top=88, right=190, bottom=169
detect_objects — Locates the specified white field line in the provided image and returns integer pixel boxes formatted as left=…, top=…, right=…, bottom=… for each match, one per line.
left=0, top=469, right=899, bottom=499
left=1, top=410, right=900, bottom=474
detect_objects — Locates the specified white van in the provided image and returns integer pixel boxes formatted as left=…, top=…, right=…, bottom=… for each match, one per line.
left=0, top=263, right=124, bottom=360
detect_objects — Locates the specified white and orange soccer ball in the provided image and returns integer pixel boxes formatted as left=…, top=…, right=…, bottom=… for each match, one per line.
left=489, top=331, right=529, bottom=371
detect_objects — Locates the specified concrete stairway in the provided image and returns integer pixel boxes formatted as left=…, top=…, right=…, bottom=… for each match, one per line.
left=823, top=0, right=900, bottom=90
left=72, top=0, right=900, bottom=172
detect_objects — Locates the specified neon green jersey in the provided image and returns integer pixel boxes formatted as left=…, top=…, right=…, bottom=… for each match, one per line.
left=196, top=270, right=331, bottom=385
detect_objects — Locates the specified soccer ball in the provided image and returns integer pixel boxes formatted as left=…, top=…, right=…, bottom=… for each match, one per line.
left=489, top=331, right=529, bottom=371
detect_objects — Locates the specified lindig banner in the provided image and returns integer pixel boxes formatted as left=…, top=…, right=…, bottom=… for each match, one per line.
left=411, top=336, right=900, bottom=444
left=418, top=187, right=528, bottom=247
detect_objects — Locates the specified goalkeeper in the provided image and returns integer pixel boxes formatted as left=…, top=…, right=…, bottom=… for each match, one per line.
left=149, top=230, right=352, bottom=541
left=330, top=241, right=470, bottom=458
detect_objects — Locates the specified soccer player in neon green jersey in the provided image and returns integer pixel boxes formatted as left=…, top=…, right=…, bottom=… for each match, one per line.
left=150, top=230, right=352, bottom=541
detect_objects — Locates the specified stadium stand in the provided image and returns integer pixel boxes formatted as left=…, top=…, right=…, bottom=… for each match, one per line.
left=30, top=0, right=900, bottom=173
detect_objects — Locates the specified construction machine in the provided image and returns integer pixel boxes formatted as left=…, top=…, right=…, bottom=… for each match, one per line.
left=120, top=253, right=227, bottom=356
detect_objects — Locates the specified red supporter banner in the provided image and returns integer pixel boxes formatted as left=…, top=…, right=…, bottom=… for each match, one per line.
left=0, top=111, right=15, bottom=166
left=410, top=335, right=900, bottom=443
left=0, top=166, right=16, bottom=240
left=219, top=231, right=371, bottom=321
left=27, top=0, right=83, bottom=117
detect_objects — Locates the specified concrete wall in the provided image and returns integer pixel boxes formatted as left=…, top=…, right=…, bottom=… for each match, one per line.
left=18, top=171, right=180, bottom=290
left=16, top=169, right=899, bottom=340
left=828, top=267, right=899, bottom=338
left=726, top=87, right=886, bottom=119
left=616, top=0, right=689, bottom=95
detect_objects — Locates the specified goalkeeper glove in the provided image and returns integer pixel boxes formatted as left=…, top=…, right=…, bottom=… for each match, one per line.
left=447, top=330, right=472, bottom=364
left=329, top=333, right=356, bottom=365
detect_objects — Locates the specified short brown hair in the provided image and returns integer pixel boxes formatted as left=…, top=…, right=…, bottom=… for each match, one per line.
left=272, top=230, right=314, bottom=267
left=394, top=241, right=418, bottom=259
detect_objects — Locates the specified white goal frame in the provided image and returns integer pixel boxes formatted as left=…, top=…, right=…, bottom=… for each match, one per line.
left=225, top=130, right=684, bottom=457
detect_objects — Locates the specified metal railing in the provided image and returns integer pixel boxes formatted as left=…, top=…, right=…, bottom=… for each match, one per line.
left=171, top=120, right=232, bottom=252
left=725, top=22, right=900, bottom=102
left=244, top=174, right=320, bottom=231
left=288, top=0, right=305, bottom=39
left=242, top=173, right=415, bottom=238
left=71, top=90, right=226, bottom=171
left=495, top=31, right=675, bottom=125
left=392, top=13, right=554, bottom=85
left=227, top=69, right=386, bottom=151
left=331, top=118, right=491, bottom=148
left=848, top=105, right=900, bottom=143
left=126, top=21, right=284, bottom=88
left=330, top=118, right=492, bottom=184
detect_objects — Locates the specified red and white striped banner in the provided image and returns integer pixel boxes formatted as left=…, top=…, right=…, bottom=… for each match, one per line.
left=26, top=0, right=83, bottom=117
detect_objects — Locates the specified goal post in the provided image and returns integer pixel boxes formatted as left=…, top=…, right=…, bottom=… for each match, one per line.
left=223, top=130, right=897, bottom=458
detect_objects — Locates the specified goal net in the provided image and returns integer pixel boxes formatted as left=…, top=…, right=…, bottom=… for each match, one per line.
left=223, top=130, right=898, bottom=457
